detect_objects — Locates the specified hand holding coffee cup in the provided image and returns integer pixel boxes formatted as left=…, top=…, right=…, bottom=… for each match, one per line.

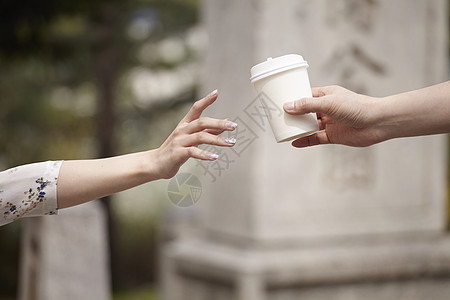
left=250, top=54, right=319, bottom=143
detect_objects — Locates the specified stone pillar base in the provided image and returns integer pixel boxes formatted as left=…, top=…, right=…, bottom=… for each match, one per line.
left=162, top=233, right=450, bottom=300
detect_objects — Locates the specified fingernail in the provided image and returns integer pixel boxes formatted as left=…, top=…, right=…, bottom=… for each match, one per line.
left=226, top=121, right=238, bottom=129
left=284, top=101, right=295, bottom=112
left=225, top=137, right=236, bottom=144
left=210, top=89, right=218, bottom=96
left=208, top=153, right=219, bottom=160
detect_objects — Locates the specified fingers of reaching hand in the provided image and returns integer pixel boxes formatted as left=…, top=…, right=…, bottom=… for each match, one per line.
left=187, top=147, right=220, bottom=161
left=183, top=131, right=236, bottom=161
left=185, top=117, right=237, bottom=134
left=182, top=131, right=236, bottom=148
left=182, top=90, right=218, bottom=123
left=204, top=128, right=226, bottom=135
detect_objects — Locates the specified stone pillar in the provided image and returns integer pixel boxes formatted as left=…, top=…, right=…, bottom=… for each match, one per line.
left=18, top=202, right=110, bottom=300
left=162, top=0, right=450, bottom=299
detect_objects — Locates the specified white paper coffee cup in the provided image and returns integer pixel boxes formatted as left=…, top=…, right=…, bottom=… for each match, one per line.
left=250, top=54, right=319, bottom=143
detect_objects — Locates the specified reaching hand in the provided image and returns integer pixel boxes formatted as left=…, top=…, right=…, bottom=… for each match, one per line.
left=156, top=90, right=237, bottom=178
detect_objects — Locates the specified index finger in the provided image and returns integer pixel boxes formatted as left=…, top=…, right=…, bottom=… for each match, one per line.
left=311, top=87, right=326, bottom=97
left=312, top=85, right=343, bottom=97
left=182, top=89, right=218, bottom=123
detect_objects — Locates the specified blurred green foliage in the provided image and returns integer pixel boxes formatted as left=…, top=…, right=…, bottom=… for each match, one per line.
left=0, top=59, right=95, bottom=167
left=0, top=0, right=198, bottom=60
left=0, top=0, right=200, bottom=298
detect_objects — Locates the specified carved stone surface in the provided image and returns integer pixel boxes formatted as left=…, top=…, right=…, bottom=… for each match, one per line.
left=162, top=0, right=449, bottom=299
left=199, top=0, right=448, bottom=244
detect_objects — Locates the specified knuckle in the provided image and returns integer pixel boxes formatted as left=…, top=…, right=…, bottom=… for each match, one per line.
left=173, top=127, right=182, bottom=136
left=171, top=137, right=181, bottom=147
left=295, top=98, right=308, bottom=112
left=199, top=131, right=209, bottom=142
left=197, top=117, right=207, bottom=127
left=192, top=100, right=202, bottom=111
left=187, top=147, right=195, bottom=156
left=299, top=97, right=308, bottom=107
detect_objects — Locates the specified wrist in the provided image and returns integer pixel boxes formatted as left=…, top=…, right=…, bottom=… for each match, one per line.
left=145, top=147, right=179, bottom=180
left=139, top=149, right=164, bottom=182
left=371, top=95, right=405, bottom=143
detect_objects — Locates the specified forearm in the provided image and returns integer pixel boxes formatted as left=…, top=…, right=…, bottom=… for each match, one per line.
left=377, top=81, right=450, bottom=141
left=57, top=149, right=161, bottom=209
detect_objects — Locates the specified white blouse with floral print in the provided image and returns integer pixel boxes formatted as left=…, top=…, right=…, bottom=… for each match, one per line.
left=0, top=161, right=62, bottom=226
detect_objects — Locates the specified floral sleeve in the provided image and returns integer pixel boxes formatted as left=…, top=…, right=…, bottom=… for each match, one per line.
left=0, top=161, right=63, bottom=226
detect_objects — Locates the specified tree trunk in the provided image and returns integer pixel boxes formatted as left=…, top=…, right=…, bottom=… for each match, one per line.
left=92, top=3, right=120, bottom=289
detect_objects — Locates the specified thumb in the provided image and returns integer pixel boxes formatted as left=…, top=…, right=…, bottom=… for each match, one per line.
left=283, top=97, right=326, bottom=115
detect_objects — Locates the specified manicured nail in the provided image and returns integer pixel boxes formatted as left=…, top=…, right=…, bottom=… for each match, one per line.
left=284, top=101, right=295, bottom=112
left=210, top=89, right=218, bottom=96
left=226, top=121, right=238, bottom=129
left=225, top=137, right=236, bottom=144
left=208, top=153, right=219, bottom=160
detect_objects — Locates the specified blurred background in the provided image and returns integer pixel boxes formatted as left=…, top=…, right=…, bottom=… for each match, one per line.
left=0, top=0, right=202, bottom=299
left=0, top=0, right=449, bottom=300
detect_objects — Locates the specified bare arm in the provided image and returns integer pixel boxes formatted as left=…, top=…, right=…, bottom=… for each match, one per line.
left=57, top=151, right=160, bottom=209
left=57, top=90, right=237, bottom=208
left=283, top=81, right=450, bottom=148
left=379, top=81, right=450, bottom=140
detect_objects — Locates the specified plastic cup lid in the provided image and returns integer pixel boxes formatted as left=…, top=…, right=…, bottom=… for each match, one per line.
left=250, top=54, right=308, bottom=83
